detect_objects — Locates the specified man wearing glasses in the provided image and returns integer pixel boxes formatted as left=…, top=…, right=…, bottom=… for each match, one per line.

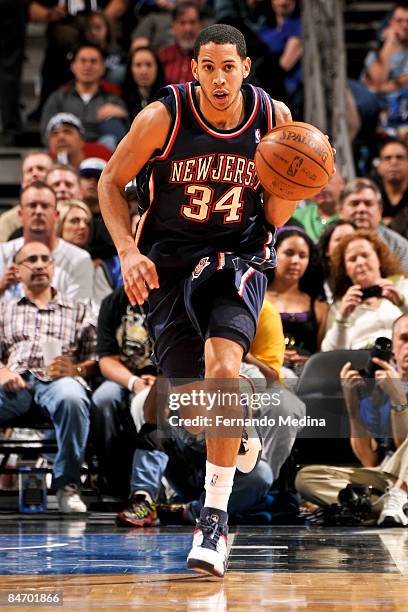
left=0, top=241, right=97, bottom=512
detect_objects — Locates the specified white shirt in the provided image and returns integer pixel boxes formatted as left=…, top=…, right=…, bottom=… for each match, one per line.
left=0, top=237, right=94, bottom=302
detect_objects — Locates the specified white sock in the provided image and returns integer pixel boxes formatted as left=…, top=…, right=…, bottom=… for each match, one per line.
left=204, top=461, right=236, bottom=512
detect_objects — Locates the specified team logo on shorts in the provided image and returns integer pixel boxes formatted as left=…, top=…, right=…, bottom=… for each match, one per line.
left=192, top=256, right=210, bottom=279
left=254, top=129, right=261, bottom=144
left=287, top=156, right=304, bottom=177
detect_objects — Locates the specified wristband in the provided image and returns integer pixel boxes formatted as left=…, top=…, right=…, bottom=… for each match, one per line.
left=335, top=315, right=349, bottom=326
left=391, top=402, right=408, bottom=413
left=128, top=375, right=138, bottom=392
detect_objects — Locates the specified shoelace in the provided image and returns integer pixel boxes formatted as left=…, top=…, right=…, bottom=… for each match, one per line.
left=130, top=497, right=151, bottom=519
left=198, top=517, right=223, bottom=548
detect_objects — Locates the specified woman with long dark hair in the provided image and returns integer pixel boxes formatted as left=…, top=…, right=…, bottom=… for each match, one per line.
left=122, top=46, right=166, bottom=121
left=267, top=227, right=328, bottom=372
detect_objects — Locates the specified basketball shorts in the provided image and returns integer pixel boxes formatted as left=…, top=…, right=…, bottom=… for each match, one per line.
left=146, top=253, right=267, bottom=379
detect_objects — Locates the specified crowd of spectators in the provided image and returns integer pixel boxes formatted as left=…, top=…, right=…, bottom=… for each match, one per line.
left=2, top=1, right=408, bottom=528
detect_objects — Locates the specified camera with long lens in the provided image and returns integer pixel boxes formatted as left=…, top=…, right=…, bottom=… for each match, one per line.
left=319, top=484, right=374, bottom=526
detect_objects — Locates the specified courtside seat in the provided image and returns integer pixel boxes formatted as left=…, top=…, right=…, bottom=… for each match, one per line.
left=294, top=350, right=370, bottom=465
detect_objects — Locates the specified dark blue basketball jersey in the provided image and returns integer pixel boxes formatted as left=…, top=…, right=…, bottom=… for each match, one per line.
left=135, top=81, right=277, bottom=272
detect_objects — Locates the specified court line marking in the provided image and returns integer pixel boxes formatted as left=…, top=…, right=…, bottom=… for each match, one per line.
left=380, top=533, right=408, bottom=575
left=231, top=545, right=288, bottom=549
left=0, top=544, right=69, bottom=551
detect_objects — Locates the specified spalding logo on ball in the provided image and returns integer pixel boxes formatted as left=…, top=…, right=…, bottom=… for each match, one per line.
left=254, top=121, right=334, bottom=201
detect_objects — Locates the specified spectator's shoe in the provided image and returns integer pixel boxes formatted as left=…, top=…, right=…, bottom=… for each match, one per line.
left=236, top=426, right=263, bottom=473
left=378, top=488, right=408, bottom=526
left=57, top=484, right=87, bottom=513
left=117, top=494, right=159, bottom=528
left=187, top=507, right=229, bottom=578
left=236, top=376, right=263, bottom=474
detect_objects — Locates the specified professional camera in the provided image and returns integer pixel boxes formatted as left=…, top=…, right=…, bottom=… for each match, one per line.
left=361, top=336, right=393, bottom=379
left=313, top=484, right=375, bottom=526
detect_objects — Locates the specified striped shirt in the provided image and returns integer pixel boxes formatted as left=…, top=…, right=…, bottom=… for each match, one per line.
left=0, top=290, right=97, bottom=382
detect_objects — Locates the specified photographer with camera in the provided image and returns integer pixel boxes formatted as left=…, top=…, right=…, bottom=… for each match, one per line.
left=322, top=230, right=408, bottom=351
left=296, top=314, right=408, bottom=526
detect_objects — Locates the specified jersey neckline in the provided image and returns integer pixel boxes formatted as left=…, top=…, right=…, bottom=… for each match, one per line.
left=186, top=81, right=260, bottom=139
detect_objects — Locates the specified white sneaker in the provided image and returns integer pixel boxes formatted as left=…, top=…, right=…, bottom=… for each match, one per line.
left=236, top=426, right=263, bottom=473
left=187, top=507, right=229, bottom=578
left=377, top=488, right=408, bottom=526
left=57, top=484, right=87, bottom=513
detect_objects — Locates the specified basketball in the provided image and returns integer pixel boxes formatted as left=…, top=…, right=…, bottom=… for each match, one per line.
left=255, top=121, right=334, bottom=201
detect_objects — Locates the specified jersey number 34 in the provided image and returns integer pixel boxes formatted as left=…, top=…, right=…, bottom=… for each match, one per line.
left=181, top=185, right=244, bottom=224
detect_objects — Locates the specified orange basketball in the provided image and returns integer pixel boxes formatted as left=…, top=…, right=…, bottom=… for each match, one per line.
left=254, top=121, right=334, bottom=201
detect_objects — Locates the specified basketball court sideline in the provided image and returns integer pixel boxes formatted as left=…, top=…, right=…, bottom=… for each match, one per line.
left=1, top=516, right=408, bottom=610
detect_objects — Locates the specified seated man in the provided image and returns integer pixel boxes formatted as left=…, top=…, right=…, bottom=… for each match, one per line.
left=0, top=241, right=97, bottom=512
left=296, top=313, right=408, bottom=526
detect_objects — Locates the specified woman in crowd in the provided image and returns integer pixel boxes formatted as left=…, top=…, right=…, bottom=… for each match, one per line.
left=266, top=227, right=328, bottom=373
left=122, top=46, right=166, bottom=121
left=82, top=10, right=125, bottom=86
left=322, top=230, right=408, bottom=350
left=317, top=220, right=357, bottom=302
left=58, top=200, right=120, bottom=306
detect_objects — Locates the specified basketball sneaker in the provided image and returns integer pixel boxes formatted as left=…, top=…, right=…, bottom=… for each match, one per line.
left=56, top=484, right=87, bottom=513
left=187, top=507, right=229, bottom=578
left=377, top=488, right=408, bottom=526
left=117, top=493, right=159, bottom=527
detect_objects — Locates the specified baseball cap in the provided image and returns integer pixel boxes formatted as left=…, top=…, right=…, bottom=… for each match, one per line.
left=79, top=157, right=107, bottom=176
left=46, top=113, right=84, bottom=138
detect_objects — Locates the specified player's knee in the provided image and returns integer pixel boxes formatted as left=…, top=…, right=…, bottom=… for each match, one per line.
left=205, top=361, right=239, bottom=379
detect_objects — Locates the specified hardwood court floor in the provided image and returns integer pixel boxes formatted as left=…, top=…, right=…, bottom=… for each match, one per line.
left=1, top=517, right=408, bottom=610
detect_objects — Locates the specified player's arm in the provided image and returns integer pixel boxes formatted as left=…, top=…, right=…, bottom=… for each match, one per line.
left=262, top=100, right=299, bottom=227
left=98, top=102, right=171, bottom=305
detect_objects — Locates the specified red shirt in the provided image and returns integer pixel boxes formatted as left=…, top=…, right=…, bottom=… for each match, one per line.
left=159, top=44, right=194, bottom=84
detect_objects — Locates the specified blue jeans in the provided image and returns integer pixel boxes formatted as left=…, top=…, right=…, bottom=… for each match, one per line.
left=91, top=380, right=136, bottom=498
left=130, top=447, right=273, bottom=518
left=0, top=374, right=91, bottom=489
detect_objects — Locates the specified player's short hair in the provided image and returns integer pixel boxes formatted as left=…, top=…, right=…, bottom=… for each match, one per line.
left=193, top=24, right=247, bottom=60
left=338, top=178, right=383, bottom=209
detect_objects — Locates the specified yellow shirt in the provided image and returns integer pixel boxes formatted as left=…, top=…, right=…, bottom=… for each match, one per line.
left=251, top=299, right=285, bottom=375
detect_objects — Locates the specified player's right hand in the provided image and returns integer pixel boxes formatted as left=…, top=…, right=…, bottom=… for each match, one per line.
left=120, top=247, right=159, bottom=305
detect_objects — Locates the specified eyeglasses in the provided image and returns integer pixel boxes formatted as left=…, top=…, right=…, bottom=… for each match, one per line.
left=17, top=254, right=53, bottom=268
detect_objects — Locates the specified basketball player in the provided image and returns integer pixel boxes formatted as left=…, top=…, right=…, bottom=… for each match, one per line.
left=98, top=24, right=298, bottom=578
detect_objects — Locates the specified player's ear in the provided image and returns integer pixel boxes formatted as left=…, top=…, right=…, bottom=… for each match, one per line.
left=191, top=59, right=199, bottom=80
left=242, top=57, right=251, bottom=79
